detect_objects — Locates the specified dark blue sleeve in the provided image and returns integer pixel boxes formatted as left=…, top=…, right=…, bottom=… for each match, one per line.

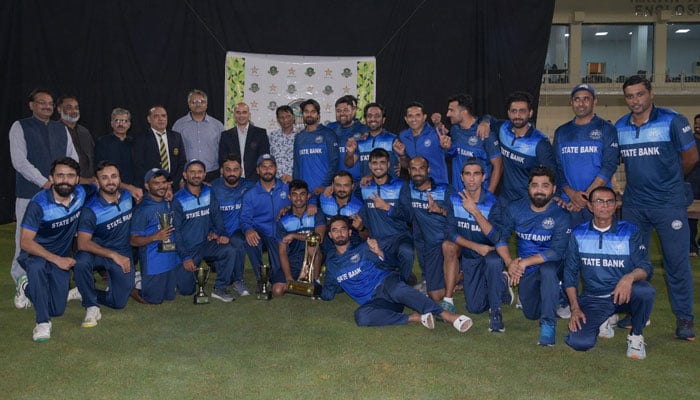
left=321, top=132, right=340, bottom=187
left=671, top=113, right=696, bottom=151
left=630, top=227, right=653, bottom=278
left=541, top=210, right=571, bottom=262
left=172, top=200, right=192, bottom=261
left=77, top=207, right=97, bottom=235
left=209, top=191, right=226, bottom=236
left=563, top=234, right=581, bottom=289
left=598, top=123, right=620, bottom=183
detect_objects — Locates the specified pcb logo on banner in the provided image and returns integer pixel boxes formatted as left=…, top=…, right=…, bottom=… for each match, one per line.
left=225, top=51, right=376, bottom=131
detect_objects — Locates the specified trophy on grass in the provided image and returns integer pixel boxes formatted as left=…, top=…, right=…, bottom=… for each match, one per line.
left=257, top=264, right=272, bottom=301
left=287, top=231, right=321, bottom=298
left=156, top=209, right=176, bottom=252
left=194, top=264, right=210, bottom=304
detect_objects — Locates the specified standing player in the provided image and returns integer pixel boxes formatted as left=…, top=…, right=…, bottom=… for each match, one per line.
left=344, top=103, right=398, bottom=179
left=328, top=95, right=366, bottom=183
left=394, top=102, right=449, bottom=184
left=615, top=75, right=698, bottom=340
left=74, top=161, right=135, bottom=328
left=553, top=84, right=619, bottom=226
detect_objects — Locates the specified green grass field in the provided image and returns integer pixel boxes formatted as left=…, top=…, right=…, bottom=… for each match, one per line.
left=0, top=222, right=698, bottom=399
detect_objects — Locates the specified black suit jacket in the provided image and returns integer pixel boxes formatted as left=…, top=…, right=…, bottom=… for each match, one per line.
left=132, top=128, right=188, bottom=189
left=218, top=125, right=269, bottom=181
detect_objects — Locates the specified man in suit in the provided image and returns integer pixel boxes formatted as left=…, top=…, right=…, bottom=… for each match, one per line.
left=132, top=105, right=188, bottom=190
left=218, top=102, right=269, bottom=181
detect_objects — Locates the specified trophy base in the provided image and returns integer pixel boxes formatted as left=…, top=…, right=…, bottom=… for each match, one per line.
left=158, top=242, right=177, bottom=252
left=256, top=291, right=272, bottom=301
left=194, top=295, right=210, bottom=305
left=287, top=281, right=319, bottom=298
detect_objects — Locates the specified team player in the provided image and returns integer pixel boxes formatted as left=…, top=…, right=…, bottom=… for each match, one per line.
left=564, top=186, right=655, bottom=359
left=328, top=95, right=366, bottom=183
left=276, top=179, right=326, bottom=297
left=443, top=93, right=502, bottom=193
left=293, top=99, right=339, bottom=198
left=490, top=91, right=557, bottom=203
left=394, top=156, right=449, bottom=304
left=17, top=157, right=89, bottom=342
left=553, top=84, right=619, bottom=226
left=171, top=159, right=237, bottom=302
left=356, top=148, right=414, bottom=284
left=210, top=154, right=254, bottom=296
left=344, top=102, right=399, bottom=179
left=241, top=154, right=291, bottom=292
left=446, top=158, right=510, bottom=332
left=318, top=171, right=365, bottom=257
left=321, top=215, right=473, bottom=333
left=491, top=166, right=571, bottom=346
left=74, top=161, right=135, bottom=328
left=394, top=102, right=449, bottom=184
left=130, top=168, right=181, bottom=304
left=615, top=75, right=698, bottom=340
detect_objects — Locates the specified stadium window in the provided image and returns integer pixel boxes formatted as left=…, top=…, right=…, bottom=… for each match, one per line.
left=666, top=23, right=700, bottom=82
left=544, top=25, right=570, bottom=83
left=581, top=24, right=654, bottom=84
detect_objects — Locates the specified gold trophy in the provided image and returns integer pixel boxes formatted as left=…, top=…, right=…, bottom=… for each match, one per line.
left=287, top=232, right=321, bottom=298
left=193, top=265, right=210, bottom=304
left=257, top=264, right=272, bottom=301
left=157, top=211, right=176, bottom=252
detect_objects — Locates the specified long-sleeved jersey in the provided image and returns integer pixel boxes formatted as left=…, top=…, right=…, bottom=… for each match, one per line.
left=240, top=179, right=291, bottom=238
left=355, top=130, right=399, bottom=177
left=329, top=119, right=366, bottom=181
left=398, top=124, right=449, bottom=184
left=447, top=121, right=501, bottom=192
left=445, top=189, right=499, bottom=259
left=394, top=179, right=448, bottom=244
left=358, top=177, right=410, bottom=239
left=321, top=241, right=391, bottom=305
left=293, top=125, right=339, bottom=190
left=210, top=177, right=254, bottom=236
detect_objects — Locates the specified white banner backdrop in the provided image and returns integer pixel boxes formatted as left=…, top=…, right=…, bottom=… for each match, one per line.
left=224, top=51, right=376, bottom=130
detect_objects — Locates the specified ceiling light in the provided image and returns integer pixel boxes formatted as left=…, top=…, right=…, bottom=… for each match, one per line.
left=595, top=32, right=608, bottom=36
left=675, top=29, right=690, bottom=33
left=628, top=32, right=633, bottom=35
left=564, top=33, right=570, bottom=37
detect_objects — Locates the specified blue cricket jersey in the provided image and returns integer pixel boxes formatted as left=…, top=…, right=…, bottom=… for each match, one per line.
left=277, top=208, right=325, bottom=256
left=447, top=120, right=501, bottom=192
left=329, top=119, right=366, bottom=181
left=321, top=241, right=391, bottom=305
left=355, top=130, right=399, bottom=177
left=130, top=194, right=180, bottom=275
left=445, top=189, right=499, bottom=259
left=398, top=124, right=449, bottom=184
left=564, top=219, right=652, bottom=297
left=78, top=189, right=134, bottom=257
left=293, top=125, right=340, bottom=190
left=21, top=185, right=89, bottom=257
left=172, top=185, right=226, bottom=262
left=240, top=179, right=291, bottom=238
left=616, top=106, right=695, bottom=209
left=553, top=115, right=619, bottom=201
left=394, top=179, right=448, bottom=244
left=495, top=121, right=557, bottom=202
left=491, top=197, right=571, bottom=274
left=210, top=177, right=254, bottom=236
left=358, top=177, right=410, bottom=239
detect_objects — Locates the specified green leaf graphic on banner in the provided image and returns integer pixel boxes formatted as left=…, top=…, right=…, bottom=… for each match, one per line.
left=225, top=56, right=246, bottom=128
left=356, top=61, right=375, bottom=121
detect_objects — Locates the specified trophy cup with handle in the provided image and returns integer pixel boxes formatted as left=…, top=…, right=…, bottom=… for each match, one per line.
left=287, top=231, right=320, bottom=298
left=194, top=264, right=210, bottom=304
left=257, top=264, right=272, bottom=301
left=156, top=208, right=176, bottom=252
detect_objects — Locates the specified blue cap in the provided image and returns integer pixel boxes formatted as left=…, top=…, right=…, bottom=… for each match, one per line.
left=571, top=84, right=596, bottom=98
left=184, top=159, right=206, bottom=171
left=144, top=168, right=169, bottom=183
left=256, top=153, right=276, bottom=166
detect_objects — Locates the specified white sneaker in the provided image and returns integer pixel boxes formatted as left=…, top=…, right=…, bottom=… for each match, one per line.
left=82, top=306, right=102, bottom=328
left=134, top=271, right=142, bottom=290
left=626, top=334, right=646, bottom=360
left=557, top=304, right=572, bottom=319
left=67, top=287, right=82, bottom=302
left=598, top=317, right=615, bottom=339
left=33, top=321, right=52, bottom=342
left=14, top=275, right=32, bottom=309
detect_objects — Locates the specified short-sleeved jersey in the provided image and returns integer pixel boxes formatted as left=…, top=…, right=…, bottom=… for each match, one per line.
left=355, top=130, right=399, bottom=177
left=615, top=106, right=695, bottom=208
left=78, top=189, right=133, bottom=256
left=447, top=122, right=501, bottom=192
left=277, top=208, right=324, bottom=256
left=445, top=189, right=499, bottom=259
left=553, top=115, right=619, bottom=201
left=210, top=177, right=254, bottom=236
left=496, top=121, right=557, bottom=203
left=172, top=185, right=226, bottom=261
left=491, top=197, right=571, bottom=274
left=130, top=194, right=180, bottom=275
left=398, top=124, right=449, bottom=184
left=395, top=179, right=448, bottom=244
left=358, top=177, right=409, bottom=239
left=329, top=119, right=366, bottom=181
left=564, top=219, right=652, bottom=297
left=21, top=185, right=88, bottom=257
left=293, top=125, right=339, bottom=190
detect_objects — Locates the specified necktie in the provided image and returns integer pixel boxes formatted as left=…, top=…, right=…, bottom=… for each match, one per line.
left=158, top=132, right=169, bottom=171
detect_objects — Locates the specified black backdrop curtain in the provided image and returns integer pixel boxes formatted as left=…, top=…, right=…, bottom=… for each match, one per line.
left=0, top=0, right=554, bottom=224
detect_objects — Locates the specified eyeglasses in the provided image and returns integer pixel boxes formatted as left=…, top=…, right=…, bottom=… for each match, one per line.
left=33, top=100, right=54, bottom=107
left=591, top=198, right=616, bottom=206
left=189, top=100, right=207, bottom=105
left=112, top=119, right=131, bottom=124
